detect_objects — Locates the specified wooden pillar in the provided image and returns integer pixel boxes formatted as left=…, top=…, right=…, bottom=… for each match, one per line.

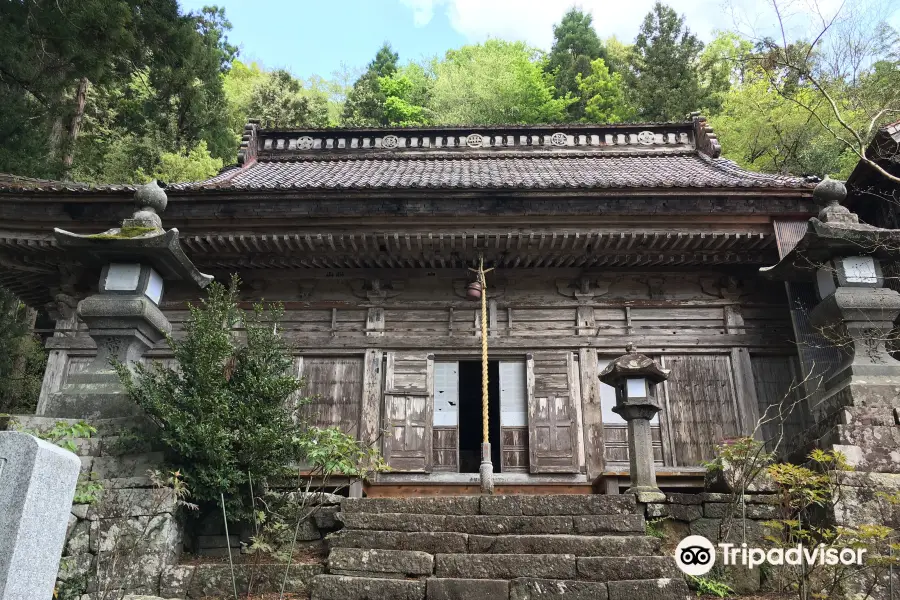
left=578, top=348, right=605, bottom=481
left=726, top=304, right=762, bottom=437
left=359, top=349, right=383, bottom=448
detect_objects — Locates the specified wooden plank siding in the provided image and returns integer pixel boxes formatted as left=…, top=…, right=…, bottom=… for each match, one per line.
left=751, top=355, right=807, bottom=449
left=664, top=354, right=741, bottom=465
left=295, top=356, right=363, bottom=435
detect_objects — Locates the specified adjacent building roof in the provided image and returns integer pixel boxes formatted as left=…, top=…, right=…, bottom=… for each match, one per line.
left=0, top=114, right=816, bottom=195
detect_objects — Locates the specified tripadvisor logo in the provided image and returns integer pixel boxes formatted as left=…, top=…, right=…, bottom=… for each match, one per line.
left=674, top=535, right=867, bottom=576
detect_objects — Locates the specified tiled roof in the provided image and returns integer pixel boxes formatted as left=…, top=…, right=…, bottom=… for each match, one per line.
left=0, top=117, right=818, bottom=194
left=168, top=152, right=813, bottom=191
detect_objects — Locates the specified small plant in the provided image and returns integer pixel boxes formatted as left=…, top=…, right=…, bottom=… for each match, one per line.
left=645, top=516, right=669, bottom=539
left=690, top=575, right=733, bottom=598
left=73, top=473, right=103, bottom=504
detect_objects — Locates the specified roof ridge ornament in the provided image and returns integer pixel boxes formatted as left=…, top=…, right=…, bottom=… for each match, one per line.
left=691, top=111, right=721, bottom=158
left=238, top=120, right=260, bottom=166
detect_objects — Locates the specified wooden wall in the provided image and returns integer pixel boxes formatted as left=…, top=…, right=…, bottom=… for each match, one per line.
left=39, top=269, right=799, bottom=479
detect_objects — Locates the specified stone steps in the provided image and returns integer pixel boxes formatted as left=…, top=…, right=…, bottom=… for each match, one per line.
left=310, top=494, right=690, bottom=600
left=312, top=575, right=690, bottom=600
left=329, top=530, right=660, bottom=556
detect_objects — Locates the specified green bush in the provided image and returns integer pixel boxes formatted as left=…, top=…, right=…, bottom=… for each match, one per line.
left=116, top=275, right=384, bottom=520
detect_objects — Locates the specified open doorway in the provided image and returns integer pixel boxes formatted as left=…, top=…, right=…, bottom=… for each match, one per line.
left=458, top=360, right=501, bottom=473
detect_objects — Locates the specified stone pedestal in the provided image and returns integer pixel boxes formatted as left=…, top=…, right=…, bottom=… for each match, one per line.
left=40, top=293, right=170, bottom=419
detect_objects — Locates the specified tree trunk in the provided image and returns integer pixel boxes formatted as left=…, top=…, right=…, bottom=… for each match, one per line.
left=61, top=77, right=90, bottom=180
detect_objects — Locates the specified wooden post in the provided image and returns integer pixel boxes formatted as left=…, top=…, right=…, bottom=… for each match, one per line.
left=578, top=348, right=605, bottom=481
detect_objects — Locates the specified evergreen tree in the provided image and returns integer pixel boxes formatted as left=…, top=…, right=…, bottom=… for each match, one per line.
left=627, top=2, right=710, bottom=121
left=341, top=43, right=399, bottom=126
left=546, top=8, right=605, bottom=120
left=248, top=70, right=329, bottom=128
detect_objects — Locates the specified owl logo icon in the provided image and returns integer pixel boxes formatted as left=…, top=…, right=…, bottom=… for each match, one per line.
left=675, top=535, right=716, bottom=576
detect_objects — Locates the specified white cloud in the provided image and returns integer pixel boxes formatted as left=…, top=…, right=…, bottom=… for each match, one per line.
left=398, top=0, right=899, bottom=48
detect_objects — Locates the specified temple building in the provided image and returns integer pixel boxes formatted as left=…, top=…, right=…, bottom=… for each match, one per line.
left=0, top=114, right=829, bottom=495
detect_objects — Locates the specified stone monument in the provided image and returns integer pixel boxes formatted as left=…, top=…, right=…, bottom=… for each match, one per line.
left=0, top=431, right=81, bottom=600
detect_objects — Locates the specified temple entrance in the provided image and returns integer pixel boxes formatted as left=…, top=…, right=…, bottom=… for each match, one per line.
left=457, top=360, right=501, bottom=473
left=433, top=359, right=529, bottom=474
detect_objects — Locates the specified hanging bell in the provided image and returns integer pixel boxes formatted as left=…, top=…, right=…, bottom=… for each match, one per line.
left=466, top=280, right=483, bottom=300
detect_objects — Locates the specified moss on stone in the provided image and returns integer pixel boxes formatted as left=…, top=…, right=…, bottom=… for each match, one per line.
left=88, top=226, right=157, bottom=240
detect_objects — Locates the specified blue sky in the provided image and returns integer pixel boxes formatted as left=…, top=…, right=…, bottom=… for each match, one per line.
left=179, top=0, right=467, bottom=79
left=179, top=0, right=900, bottom=81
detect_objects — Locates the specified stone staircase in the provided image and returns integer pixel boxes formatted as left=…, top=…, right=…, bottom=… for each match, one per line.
left=311, top=494, right=690, bottom=600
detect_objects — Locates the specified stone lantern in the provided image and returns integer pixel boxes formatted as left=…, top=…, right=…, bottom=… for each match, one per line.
left=761, top=177, right=900, bottom=471
left=599, top=344, right=670, bottom=502
left=39, top=181, right=212, bottom=419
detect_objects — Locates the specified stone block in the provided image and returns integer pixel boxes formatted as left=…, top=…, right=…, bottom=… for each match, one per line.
left=427, top=578, right=509, bottom=600
left=86, top=487, right=176, bottom=520
left=313, top=506, right=341, bottom=531
left=480, top=496, right=522, bottom=515
left=435, top=554, right=576, bottom=580
left=467, top=535, right=659, bottom=557
left=572, top=515, right=644, bottom=534
left=342, top=496, right=480, bottom=515
left=190, top=563, right=323, bottom=597
left=510, top=578, right=608, bottom=600
left=667, top=503, right=702, bottom=522
left=646, top=503, right=668, bottom=518
left=519, top=495, right=636, bottom=516
left=666, top=493, right=701, bottom=505
left=327, top=530, right=468, bottom=554
left=722, top=563, right=761, bottom=595
left=0, top=431, right=81, bottom=600
left=311, top=574, right=425, bottom=600
left=91, top=453, right=165, bottom=480
left=72, top=504, right=91, bottom=520
left=607, top=578, right=690, bottom=600
left=328, top=548, right=434, bottom=576
left=745, top=503, right=780, bottom=520
left=339, top=513, right=573, bottom=535
left=57, top=553, right=94, bottom=582
left=576, top=556, right=680, bottom=581
left=65, top=520, right=91, bottom=556
left=287, top=491, right=345, bottom=506
left=703, top=503, right=730, bottom=519
left=158, top=565, right=195, bottom=598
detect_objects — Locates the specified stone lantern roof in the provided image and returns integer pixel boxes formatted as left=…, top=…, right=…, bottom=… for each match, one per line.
left=598, top=343, right=670, bottom=387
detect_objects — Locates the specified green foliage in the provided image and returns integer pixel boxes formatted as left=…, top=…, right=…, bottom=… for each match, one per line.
left=689, top=575, right=733, bottom=598
left=116, top=275, right=384, bottom=519
left=0, top=0, right=236, bottom=182
left=142, top=140, right=224, bottom=184
left=546, top=8, right=605, bottom=120
left=0, top=288, right=45, bottom=414
left=430, top=40, right=573, bottom=125
left=578, top=59, right=634, bottom=123
left=645, top=517, right=669, bottom=539
left=379, top=69, right=432, bottom=126
left=627, top=2, right=718, bottom=121
left=342, top=43, right=399, bottom=126
left=247, top=70, right=329, bottom=128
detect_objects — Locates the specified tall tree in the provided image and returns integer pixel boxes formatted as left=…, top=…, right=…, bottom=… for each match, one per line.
left=0, top=0, right=236, bottom=181
left=578, top=59, right=634, bottom=123
left=247, top=70, right=329, bottom=128
left=341, top=43, right=399, bottom=126
left=546, top=8, right=605, bottom=120
left=430, top=40, right=572, bottom=124
left=627, top=2, right=712, bottom=121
